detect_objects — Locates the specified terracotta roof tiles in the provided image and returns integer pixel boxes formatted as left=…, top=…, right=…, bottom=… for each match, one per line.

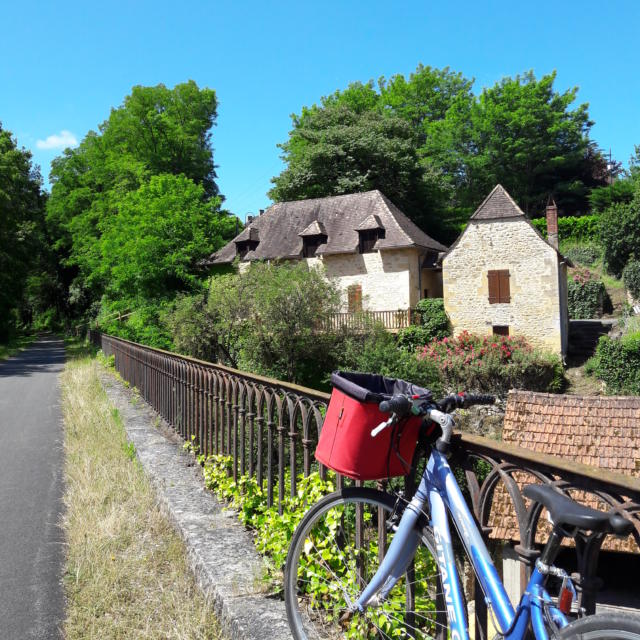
left=487, top=390, right=640, bottom=553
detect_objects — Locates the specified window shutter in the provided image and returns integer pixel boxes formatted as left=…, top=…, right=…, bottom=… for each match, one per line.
left=348, top=285, right=362, bottom=313
left=488, top=269, right=510, bottom=304
left=498, top=270, right=510, bottom=303
left=488, top=271, right=499, bottom=304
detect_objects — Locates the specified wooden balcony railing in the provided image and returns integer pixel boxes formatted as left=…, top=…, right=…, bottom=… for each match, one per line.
left=325, top=308, right=421, bottom=331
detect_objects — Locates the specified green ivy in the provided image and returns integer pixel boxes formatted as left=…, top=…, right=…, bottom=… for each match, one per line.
left=623, top=259, right=640, bottom=300
left=567, top=269, right=610, bottom=319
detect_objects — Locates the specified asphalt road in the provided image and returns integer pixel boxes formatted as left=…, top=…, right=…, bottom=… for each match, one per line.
left=0, top=336, right=65, bottom=639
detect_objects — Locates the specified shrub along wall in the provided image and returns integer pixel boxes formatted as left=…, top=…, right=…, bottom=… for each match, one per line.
left=586, top=332, right=640, bottom=395
left=530, top=214, right=600, bottom=243
left=418, top=331, right=565, bottom=396
left=567, top=268, right=611, bottom=319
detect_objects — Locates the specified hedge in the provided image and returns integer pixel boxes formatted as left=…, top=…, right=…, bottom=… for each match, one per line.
left=567, top=269, right=611, bottom=319
left=585, top=332, right=640, bottom=395
left=530, top=214, right=600, bottom=243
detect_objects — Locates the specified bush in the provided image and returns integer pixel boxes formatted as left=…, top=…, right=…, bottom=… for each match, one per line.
left=567, top=268, right=611, bottom=319
left=562, top=243, right=601, bottom=267
left=100, top=303, right=173, bottom=349
left=530, top=214, right=600, bottom=243
left=397, top=298, right=450, bottom=351
left=623, top=259, right=640, bottom=301
left=600, top=183, right=640, bottom=277
left=585, top=332, right=640, bottom=395
left=341, top=324, right=443, bottom=395
left=419, top=332, right=565, bottom=395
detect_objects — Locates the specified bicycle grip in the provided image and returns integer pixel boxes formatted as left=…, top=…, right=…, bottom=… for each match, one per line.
left=379, top=394, right=412, bottom=416
left=464, top=394, right=495, bottom=407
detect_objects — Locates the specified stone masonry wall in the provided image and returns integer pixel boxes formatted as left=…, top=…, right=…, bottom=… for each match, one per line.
left=443, top=219, right=564, bottom=355
left=322, top=248, right=419, bottom=311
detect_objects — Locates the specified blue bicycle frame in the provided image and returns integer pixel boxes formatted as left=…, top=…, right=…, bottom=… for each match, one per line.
left=355, top=448, right=570, bottom=640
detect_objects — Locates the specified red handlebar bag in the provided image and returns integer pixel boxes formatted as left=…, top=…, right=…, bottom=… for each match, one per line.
left=315, top=371, right=433, bottom=481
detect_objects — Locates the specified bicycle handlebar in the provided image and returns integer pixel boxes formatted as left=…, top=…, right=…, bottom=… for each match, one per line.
left=374, top=392, right=495, bottom=453
left=379, top=395, right=412, bottom=416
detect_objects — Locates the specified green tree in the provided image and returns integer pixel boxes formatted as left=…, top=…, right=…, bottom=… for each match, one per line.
left=600, top=180, right=640, bottom=277
left=443, top=71, right=604, bottom=215
left=269, top=104, right=448, bottom=232
left=46, top=80, right=230, bottom=326
left=0, top=124, right=46, bottom=338
left=98, top=174, right=233, bottom=303
left=240, top=262, right=342, bottom=385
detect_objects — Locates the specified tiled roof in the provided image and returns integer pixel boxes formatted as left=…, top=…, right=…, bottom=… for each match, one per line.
left=470, top=184, right=526, bottom=221
left=444, top=184, right=573, bottom=266
left=298, top=220, right=327, bottom=237
left=208, top=190, right=447, bottom=264
left=487, top=390, right=640, bottom=553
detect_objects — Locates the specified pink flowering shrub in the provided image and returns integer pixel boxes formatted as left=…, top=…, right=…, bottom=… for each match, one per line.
left=418, top=331, right=564, bottom=395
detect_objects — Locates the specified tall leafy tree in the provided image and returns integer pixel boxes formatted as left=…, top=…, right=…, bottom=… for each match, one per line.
left=0, top=124, right=45, bottom=338
left=46, top=81, right=233, bottom=325
left=431, top=71, right=605, bottom=215
left=269, top=104, right=447, bottom=229
left=271, top=67, right=605, bottom=240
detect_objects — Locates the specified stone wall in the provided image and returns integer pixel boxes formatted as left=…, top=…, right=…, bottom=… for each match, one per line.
left=239, top=248, right=433, bottom=312
left=322, top=248, right=419, bottom=311
left=443, top=219, right=565, bottom=355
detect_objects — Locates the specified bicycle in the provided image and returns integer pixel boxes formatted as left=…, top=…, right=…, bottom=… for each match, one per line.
left=284, top=373, right=639, bottom=639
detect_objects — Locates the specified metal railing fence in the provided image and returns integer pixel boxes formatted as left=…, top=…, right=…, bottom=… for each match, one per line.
left=89, top=330, right=640, bottom=633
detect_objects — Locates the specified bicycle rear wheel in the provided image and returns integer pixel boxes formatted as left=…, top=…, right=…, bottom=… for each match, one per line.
left=557, top=611, right=640, bottom=639
left=284, top=487, right=453, bottom=640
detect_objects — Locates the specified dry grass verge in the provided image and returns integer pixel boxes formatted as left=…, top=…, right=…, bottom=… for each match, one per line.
left=61, top=358, right=220, bottom=639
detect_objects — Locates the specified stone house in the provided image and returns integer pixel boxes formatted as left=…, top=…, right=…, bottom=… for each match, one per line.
left=207, top=190, right=447, bottom=314
left=443, top=185, right=571, bottom=357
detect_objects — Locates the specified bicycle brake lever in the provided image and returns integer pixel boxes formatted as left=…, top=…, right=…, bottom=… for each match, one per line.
left=371, top=415, right=395, bottom=437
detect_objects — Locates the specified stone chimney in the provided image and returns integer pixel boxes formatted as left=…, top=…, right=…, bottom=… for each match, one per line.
left=546, top=199, right=558, bottom=249
left=247, top=215, right=254, bottom=224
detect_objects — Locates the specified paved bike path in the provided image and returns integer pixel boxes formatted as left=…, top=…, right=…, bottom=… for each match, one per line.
left=0, top=336, right=65, bottom=639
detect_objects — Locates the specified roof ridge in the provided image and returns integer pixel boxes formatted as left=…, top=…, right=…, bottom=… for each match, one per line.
left=470, top=184, right=525, bottom=220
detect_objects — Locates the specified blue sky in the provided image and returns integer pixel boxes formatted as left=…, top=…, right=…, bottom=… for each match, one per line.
left=1, top=0, right=639, bottom=220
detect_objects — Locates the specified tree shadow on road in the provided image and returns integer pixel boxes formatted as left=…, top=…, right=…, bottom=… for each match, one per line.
left=0, top=334, right=66, bottom=378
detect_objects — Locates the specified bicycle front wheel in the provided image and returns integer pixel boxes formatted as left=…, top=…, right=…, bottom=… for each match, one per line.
left=557, top=611, right=640, bottom=639
left=284, top=487, right=452, bottom=640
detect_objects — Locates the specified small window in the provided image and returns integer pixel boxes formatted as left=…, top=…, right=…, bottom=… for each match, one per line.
left=303, top=234, right=326, bottom=258
left=359, top=229, right=385, bottom=254
left=493, top=325, right=509, bottom=336
left=347, top=284, right=363, bottom=313
left=236, top=240, right=259, bottom=258
left=488, top=269, right=510, bottom=304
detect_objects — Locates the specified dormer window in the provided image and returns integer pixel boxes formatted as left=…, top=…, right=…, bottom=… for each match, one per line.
left=299, top=219, right=328, bottom=258
left=358, top=228, right=385, bottom=254
left=236, top=240, right=259, bottom=258
left=234, top=226, right=260, bottom=259
left=302, top=234, right=327, bottom=258
left=355, top=214, right=385, bottom=254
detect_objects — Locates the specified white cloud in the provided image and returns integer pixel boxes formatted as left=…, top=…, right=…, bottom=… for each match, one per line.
left=36, top=130, right=78, bottom=150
